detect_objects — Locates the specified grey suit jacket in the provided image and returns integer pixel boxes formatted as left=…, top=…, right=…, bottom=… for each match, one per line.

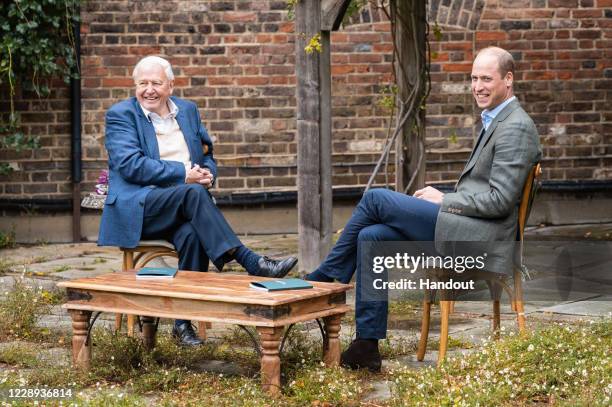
left=434, top=98, right=541, bottom=274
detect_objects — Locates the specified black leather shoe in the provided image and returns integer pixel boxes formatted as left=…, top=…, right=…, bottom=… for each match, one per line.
left=341, top=339, right=382, bottom=372
left=172, top=322, right=204, bottom=347
left=257, top=256, right=298, bottom=278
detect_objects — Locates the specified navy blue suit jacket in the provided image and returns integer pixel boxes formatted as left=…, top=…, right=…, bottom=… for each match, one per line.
left=98, top=96, right=216, bottom=248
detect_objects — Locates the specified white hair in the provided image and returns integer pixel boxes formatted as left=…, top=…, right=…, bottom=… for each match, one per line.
left=132, top=56, right=174, bottom=80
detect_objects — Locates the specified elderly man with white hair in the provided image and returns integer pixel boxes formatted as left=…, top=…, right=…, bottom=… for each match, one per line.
left=98, top=56, right=297, bottom=346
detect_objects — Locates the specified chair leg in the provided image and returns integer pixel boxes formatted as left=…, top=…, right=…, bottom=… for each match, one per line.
left=493, top=300, right=501, bottom=339
left=122, top=250, right=136, bottom=336
left=114, top=314, right=123, bottom=332
left=416, top=299, right=431, bottom=361
left=514, top=273, right=527, bottom=334
left=127, top=315, right=136, bottom=337
left=437, top=300, right=451, bottom=367
left=197, top=321, right=208, bottom=340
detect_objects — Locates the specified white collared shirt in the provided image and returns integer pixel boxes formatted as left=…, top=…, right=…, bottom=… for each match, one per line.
left=139, top=99, right=191, bottom=174
left=481, top=96, right=516, bottom=131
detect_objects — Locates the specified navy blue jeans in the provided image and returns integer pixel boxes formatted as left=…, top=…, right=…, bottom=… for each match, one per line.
left=315, top=188, right=439, bottom=339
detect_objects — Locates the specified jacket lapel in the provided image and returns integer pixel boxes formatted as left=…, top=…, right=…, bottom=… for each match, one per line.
left=457, top=99, right=521, bottom=182
left=133, top=98, right=160, bottom=159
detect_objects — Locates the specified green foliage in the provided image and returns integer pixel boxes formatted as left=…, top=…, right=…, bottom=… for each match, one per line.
left=342, top=0, right=368, bottom=25
left=286, top=0, right=298, bottom=20
left=0, top=0, right=80, bottom=96
left=304, top=33, right=322, bottom=54
left=0, top=0, right=79, bottom=152
left=432, top=21, right=443, bottom=42
left=286, top=365, right=365, bottom=404
left=377, top=84, right=399, bottom=112
left=75, top=392, right=147, bottom=407
left=0, top=342, right=39, bottom=367
left=0, top=112, right=39, bottom=152
left=389, top=321, right=612, bottom=406
left=0, top=226, right=16, bottom=249
left=0, top=276, right=53, bottom=340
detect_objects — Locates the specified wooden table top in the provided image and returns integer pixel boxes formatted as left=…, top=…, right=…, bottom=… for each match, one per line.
left=58, top=271, right=352, bottom=306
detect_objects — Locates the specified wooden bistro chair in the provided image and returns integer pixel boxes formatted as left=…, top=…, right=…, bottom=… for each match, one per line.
left=116, top=241, right=210, bottom=340
left=416, top=163, right=542, bottom=366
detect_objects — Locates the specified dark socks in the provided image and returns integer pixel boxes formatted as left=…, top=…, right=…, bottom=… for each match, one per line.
left=233, top=245, right=262, bottom=275
left=305, top=269, right=334, bottom=282
left=175, top=319, right=189, bottom=327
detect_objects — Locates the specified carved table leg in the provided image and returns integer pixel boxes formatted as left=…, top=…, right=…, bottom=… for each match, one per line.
left=69, top=310, right=92, bottom=370
left=256, top=326, right=283, bottom=395
left=141, top=316, right=157, bottom=351
left=323, top=314, right=343, bottom=367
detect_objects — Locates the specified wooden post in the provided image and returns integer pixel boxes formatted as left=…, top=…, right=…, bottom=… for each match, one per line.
left=393, top=0, right=427, bottom=194
left=296, top=0, right=327, bottom=274
left=295, top=1, right=352, bottom=273
left=69, top=310, right=91, bottom=370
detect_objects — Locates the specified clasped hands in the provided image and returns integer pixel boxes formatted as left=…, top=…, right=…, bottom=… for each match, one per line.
left=186, top=164, right=214, bottom=188
left=413, top=186, right=444, bottom=205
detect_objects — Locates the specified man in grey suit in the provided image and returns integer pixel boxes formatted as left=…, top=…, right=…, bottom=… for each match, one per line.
left=305, top=46, right=542, bottom=371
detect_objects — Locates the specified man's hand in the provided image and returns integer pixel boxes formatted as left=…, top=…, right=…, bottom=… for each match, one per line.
left=186, top=164, right=214, bottom=188
left=413, top=186, right=444, bottom=205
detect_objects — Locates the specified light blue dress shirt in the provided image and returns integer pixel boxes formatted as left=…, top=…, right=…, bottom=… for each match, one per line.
left=481, top=96, right=516, bottom=131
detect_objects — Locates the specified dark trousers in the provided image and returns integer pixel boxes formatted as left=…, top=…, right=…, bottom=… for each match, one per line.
left=141, top=184, right=242, bottom=273
left=315, top=188, right=440, bottom=339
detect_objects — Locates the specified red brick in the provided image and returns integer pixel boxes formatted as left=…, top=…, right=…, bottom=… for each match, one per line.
left=331, top=65, right=355, bottom=75
left=442, top=63, right=473, bottom=72
left=236, top=76, right=269, bottom=85
left=475, top=32, right=507, bottom=41
left=102, top=78, right=134, bottom=87
left=208, top=77, right=234, bottom=86
left=572, top=9, right=603, bottom=19
left=441, top=42, right=472, bottom=51
left=225, top=12, right=256, bottom=22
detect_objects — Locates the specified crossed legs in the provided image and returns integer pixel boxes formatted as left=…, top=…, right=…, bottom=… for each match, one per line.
left=312, top=188, right=439, bottom=339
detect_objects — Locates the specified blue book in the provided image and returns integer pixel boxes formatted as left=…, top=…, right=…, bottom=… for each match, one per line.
left=136, top=267, right=178, bottom=279
left=250, top=278, right=313, bottom=292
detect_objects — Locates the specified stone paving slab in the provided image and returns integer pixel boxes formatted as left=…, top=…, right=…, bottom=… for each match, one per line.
left=539, top=295, right=612, bottom=317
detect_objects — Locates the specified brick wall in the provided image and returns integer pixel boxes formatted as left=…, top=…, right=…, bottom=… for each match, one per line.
left=0, top=0, right=610, bottom=202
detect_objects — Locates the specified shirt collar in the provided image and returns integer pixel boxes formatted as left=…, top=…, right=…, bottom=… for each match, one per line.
left=139, top=98, right=179, bottom=122
left=481, top=96, right=516, bottom=130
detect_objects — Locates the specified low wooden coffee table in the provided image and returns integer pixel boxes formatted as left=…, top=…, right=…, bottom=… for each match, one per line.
left=58, top=271, right=351, bottom=394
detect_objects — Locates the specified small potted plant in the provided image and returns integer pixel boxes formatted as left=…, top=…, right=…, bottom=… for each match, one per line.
left=81, top=170, right=108, bottom=209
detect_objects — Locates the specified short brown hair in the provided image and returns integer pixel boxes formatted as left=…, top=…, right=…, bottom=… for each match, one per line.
left=477, top=46, right=515, bottom=77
